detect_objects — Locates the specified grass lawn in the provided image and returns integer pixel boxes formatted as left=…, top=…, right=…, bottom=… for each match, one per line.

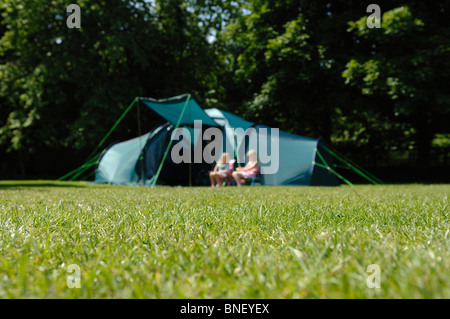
left=0, top=181, right=448, bottom=298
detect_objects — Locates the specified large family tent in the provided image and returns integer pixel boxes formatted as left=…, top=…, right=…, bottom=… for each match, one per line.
left=89, top=94, right=341, bottom=186
left=61, top=94, right=382, bottom=186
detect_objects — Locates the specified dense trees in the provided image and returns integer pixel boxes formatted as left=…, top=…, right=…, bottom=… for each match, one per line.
left=219, top=0, right=366, bottom=141
left=0, top=0, right=448, bottom=179
left=343, top=3, right=450, bottom=170
left=0, top=0, right=223, bottom=175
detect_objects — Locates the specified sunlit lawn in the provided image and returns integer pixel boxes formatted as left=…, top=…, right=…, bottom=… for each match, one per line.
left=0, top=181, right=448, bottom=298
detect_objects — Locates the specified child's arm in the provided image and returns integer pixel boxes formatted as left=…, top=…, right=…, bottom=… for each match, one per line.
left=242, top=161, right=258, bottom=171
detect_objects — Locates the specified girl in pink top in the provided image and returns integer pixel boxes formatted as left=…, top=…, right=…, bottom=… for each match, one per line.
left=232, top=149, right=260, bottom=187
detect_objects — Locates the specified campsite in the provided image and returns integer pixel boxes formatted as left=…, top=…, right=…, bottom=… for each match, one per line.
left=0, top=0, right=449, bottom=302
left=89, top=94, right=338, bottom=187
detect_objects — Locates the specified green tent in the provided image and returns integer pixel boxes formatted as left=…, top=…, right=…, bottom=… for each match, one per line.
left=90, top=94, right=341, bottom=186
left=61, top=94, right=382, bottom=186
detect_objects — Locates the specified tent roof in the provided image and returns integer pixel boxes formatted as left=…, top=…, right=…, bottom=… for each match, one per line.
left=139, top=94, right=218, bottom=127
left=205, top=108, right=254, bottom=131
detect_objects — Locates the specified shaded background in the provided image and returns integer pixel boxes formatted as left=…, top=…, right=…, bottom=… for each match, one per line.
left=0, top=0, right=449, bottom=183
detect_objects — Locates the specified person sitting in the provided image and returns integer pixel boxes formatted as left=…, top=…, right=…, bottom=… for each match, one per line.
left=232, top=149, right=260, bottom=187
left=209, top=152, right=233, bottom=187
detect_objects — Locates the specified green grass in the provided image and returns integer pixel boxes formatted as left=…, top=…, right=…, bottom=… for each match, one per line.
left=0, top=181, right=448, bottom=298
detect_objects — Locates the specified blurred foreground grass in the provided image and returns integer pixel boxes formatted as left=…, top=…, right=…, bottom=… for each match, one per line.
left=0, top=181, right=448, bottom=298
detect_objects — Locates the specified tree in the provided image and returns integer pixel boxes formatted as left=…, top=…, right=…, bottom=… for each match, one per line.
left=219, top=0, right=378, bottom=142
left=342, top=4, right=450, bottom=170
left=0, top=0, right=223, bottom=177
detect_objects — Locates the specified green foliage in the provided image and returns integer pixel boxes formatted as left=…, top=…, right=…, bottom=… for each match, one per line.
left=348, top=6, right=425, bottom=37
left=0, top=182, right=448, bottom=298
left=0, top=1, right=448, bottom=177
left=343, top=4, right=450, bottom=165
left=219, top=1, right=378, bottom=142
left=0, top=0, right=223, bottom=154
left=432, top=134, right=450, bottom=148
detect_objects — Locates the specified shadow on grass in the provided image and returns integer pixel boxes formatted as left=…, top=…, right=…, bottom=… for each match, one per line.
left=0, top=180, right=97, bottom=189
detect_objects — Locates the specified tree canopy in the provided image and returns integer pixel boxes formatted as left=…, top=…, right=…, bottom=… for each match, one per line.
left=0, top=0, right=449, bottom=179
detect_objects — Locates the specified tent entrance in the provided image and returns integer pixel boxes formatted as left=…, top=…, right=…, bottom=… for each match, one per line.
left=136, top=124, right=220, bottom=186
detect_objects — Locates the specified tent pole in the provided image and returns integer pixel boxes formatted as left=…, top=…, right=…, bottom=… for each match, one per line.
left=314, top=148, right=363, bottom=199
left=57, top=152, right=101, bottom=181
left=151, top=94, right=192, bottom=187
left=315, top=147, right=354, bottom=187
left=68, top=156, right=100, bottom=181
left=79, top=169, right=97, bottom=181
left=189, top=99, right=192, bottom=187
left=321, top=145, right=382, bottom=185
left=322, top=145, right=383, bottom=184
left=313, top=162, right=354, bottom=187
left=313, top=160, right=362, bottom=198
left=85, top=97, right=139, bottom=164
left=58, top=97, right=138, bottom=182
left=137, top=99, right=145, bottom=185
